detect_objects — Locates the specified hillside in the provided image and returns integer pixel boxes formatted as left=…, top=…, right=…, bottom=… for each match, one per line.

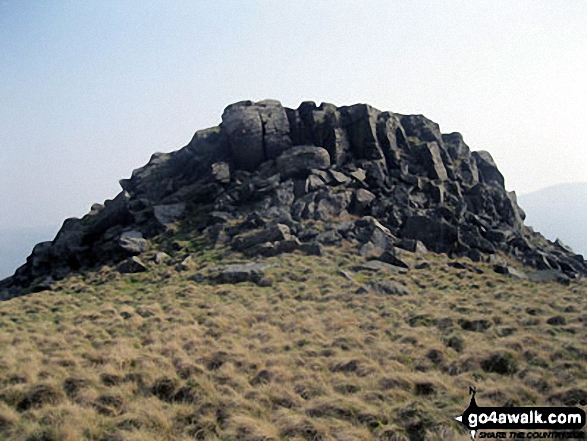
left=519, top=182, right=587, bottom=258
left=0, top=245, right=585, bottom=440
left=0, top=100, right=586, bottom=440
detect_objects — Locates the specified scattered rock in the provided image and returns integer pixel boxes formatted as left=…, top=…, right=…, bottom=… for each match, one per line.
left=352, top=260, right=408, bottom=275
left=276, top=145, right=331, bottom=179
left=375, top=250, right=411, bottom=269
left=154, top=252, right=171, bottom=265
left=118, top=230, right=147, bottom=255
left=209, top=262, right=276, bottom=285
left=116, top=257, right=147, bottom=274
left=211, top=161, right=230, bottom=184
left=369, top=280, right=410, bottom=296
left=493, top=264, right=528, bottom=280
left=232, top=224, right=292, bottom=251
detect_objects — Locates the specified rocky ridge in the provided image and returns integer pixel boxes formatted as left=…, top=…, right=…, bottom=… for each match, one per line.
left=1, top=99, right=585, bottom=299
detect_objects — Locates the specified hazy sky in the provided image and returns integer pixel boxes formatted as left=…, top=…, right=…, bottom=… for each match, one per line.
left=1, top=0, right=586, bottom=233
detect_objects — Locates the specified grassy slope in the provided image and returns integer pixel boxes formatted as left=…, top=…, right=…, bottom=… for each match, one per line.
left=0, top=241, right=585, bottom=441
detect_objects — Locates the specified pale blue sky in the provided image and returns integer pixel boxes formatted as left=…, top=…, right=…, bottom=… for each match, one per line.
left=1, top=0, right=586, bottom=235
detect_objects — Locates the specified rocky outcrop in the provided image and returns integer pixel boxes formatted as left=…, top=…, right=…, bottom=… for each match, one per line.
left=1, top=99, right=584, bottom=299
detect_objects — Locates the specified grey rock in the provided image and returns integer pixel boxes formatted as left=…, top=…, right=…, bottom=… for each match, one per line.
left=154, top=252, right=171, bottom=265
left=300, top=242, right=323, bottom=256
left=375, top=250, right=411, bottom=269
left=154, top=203, right=186, bottom=226
left=370, top=280, right=410, bottom=296
left=329, top=170, right=351, bottom=185
left=118, top=230, right=147, bottom=256
left=397, top=238, right=428, bottom=254
left=352, top=260, right=408, bottom=275
left=116, top=257, right=148, bottom=274
left=211, top=162, right=230, bottom=184
left=222, top=100, right=291, bottom=171
left=209, top=262, right=276, bottom=285
left=527, top=270, right=571, bottom=285
left=350, top=168, right=366, bottom=181
left=232, top=224, right=291, bottom=251
left=493, top=264, right=528, bottom=280
left=276, top=145, right=330, bottom=179
left=350, top=189, right=376, bottom=214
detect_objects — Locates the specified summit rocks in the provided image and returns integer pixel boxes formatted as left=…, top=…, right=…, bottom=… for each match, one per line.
left=1, top=99, right=585, bottom=299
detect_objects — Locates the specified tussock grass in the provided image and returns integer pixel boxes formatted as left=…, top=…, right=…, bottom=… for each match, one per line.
left=0, top=245, right=585, bottom=440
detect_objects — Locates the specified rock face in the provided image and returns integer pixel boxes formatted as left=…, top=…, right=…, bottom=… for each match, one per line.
left=1, top=99, right=585, bottom=299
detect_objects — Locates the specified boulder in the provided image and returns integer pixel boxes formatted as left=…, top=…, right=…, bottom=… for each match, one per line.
left=116, top=257, right=148, bottom=274
left=209, top=262, right=276, bottom=285
left=276, top=145, right=330, bottom=179
left=222, top=100, right=291, bottom=171
left=374, top=250, right=411, bottom=269
left=154, top=203, right=186, bottom=227
left=369, top=280, right=410, bottom=296
left=118, top=231, right=147, bottom=256
left=350, top=189, right=376, bottom=214
left=232, top=224, right=292, bottom=251
left=352, top=260, right=408, bottom=275
left=493, top=264, right=528, bottom=280
left=211, top=162, right=230, bottom=184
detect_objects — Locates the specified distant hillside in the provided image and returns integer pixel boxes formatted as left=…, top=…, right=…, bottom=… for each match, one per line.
left=518, top=182, right=587, bottom=257
left=0, top=226, right=59, bottom=279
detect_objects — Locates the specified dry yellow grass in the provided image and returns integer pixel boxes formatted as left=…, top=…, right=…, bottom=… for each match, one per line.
left=0, top=243, right=585, bottom=440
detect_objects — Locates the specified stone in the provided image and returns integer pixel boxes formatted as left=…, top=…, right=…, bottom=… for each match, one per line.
left=305, top=174, right=325, bottom=192
left=209, top=262, right=276, bottom=285
left=493, top=264, right=528, bottom=280
left=116, top=257, right=147, bottom=274
left=369, top=280, right=410, bottom=296
left=375, top=250, right=410, bottom=269
left=154, top=203, right=186, bottom=226
left=350, top=189, right=376, bottom=214
left=352, top=260, right=408, bottom=275
left=222, top=100, right=291, bottom=171
left=276, top=145, right=331, bottom=179
left=527, top=270, right=571, bottom=285
left=397, top=238, right=427, bottom=254
left=118, top=230, right=147, bottom=256
left=329, top=170, right=351, bottom=185
left=232, top=224, right=291, bottom=251
left=154, top=252, right=171, bottom=265
left=300, top=242, right=323, bottom=256
left=211, top=162, right=230, bottom=184
left=350, top=168, right=366, bottom=181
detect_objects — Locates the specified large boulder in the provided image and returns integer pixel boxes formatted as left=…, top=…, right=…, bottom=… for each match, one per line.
left=222, top=100, right=291, bottom=171
left=276, top=146, right=330, bottom=179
